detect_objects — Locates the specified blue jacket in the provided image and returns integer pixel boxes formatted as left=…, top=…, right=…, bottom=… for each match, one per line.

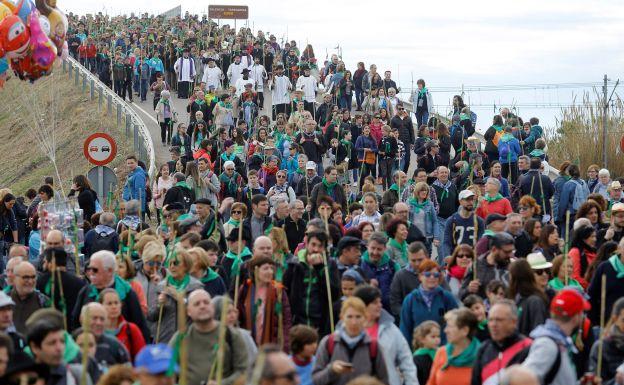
left=360, top=251, right=399, bottom=312
left=498, top=133, right=521, bottom=164
left=150, top=57, right=164, bottom=74
left=524, top=125, right=543, bottom=152
left=557, top=178, right=590, bottom=222
left=355, top=135, right=377, bottom=161
left=399, top=286, right=458, bottom=344
left=122, top=166, right=147, bottom=209
left=407, top=199, right=439, bottom=239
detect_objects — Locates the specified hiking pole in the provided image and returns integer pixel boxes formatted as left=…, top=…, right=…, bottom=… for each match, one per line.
left=50, top=252, right=56, bottom=311
left=209, top=294, right=230, bottom=384
left=473, top=209, right=478, bottom=281
left=322, top=215, right=335, bottom=333
left=80, top=307, right=90, bottom=385
left=564, top=210, right=570, bottom=285
left=233, top=220, right=244, bottom=306
left=177, top=291, right=188, bottom=385
left=597, top=274, right=607, bottom=378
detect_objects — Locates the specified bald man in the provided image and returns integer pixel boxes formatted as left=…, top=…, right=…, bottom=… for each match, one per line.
left=500, top=365, right=539, bottom=385
left=10, top=262, right=47, bottom=333
left=42, top=229, right=78, bottom=274
left=253, top=236, right=273, bottom=259
left=78, top=302, right=130, bottom=367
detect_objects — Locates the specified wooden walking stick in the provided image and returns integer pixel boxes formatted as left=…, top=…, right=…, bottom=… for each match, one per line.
left=322, top=215, right=335, bottom=332
left=564, top=210, right=571, bottom=285
left=56, top=268, right=68, bottom=331
left=80, top=307, right=90, bottom=385
left=597, top=274, right=607, bottom=378
left=233, top=220, right=244, bottom=306
left=473, top=208, right=479, bottom=281
left=177, top=291, right=188, bottom=385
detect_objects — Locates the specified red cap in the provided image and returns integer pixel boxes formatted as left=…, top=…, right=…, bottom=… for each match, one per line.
left=550, top=289, right=591, bottom=317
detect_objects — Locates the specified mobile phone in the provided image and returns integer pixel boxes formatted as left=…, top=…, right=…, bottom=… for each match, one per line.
left=341, top=363, right=353, bottom=368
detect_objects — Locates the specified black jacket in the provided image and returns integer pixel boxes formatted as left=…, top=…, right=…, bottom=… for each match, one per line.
left=432, top=181, right=459, bottom=219
left=163, top=184, right=196, bottom=210
left=390, top=115, right=415, bottom=145
left=518, top=169, right=554, bottom=216
left=470, top=333, right=531, bottom=385
left=283, top=252, right=340, bottom=337
left=310, top=180, right=347, bottom=213
left=36, top=270, right=87, bottom=322
left=295, top=175, right=322, bottom=198
left=241, top=215, right=274, bottom=246
left=378, top=136, right=398, bottom=160
left=276, top=216, right=307, bottom=253
left=68, top=188, right=97, bottom=221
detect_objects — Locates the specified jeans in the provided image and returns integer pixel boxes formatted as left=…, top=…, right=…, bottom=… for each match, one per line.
left=379, top=158, right=394, bottom=190
left=133, top=74, right=139, bottom=93
left=340, top=95, right=353, bottom=111
left=355, top=89, right=364, bottom=109
left=436, top=216, right=449, bottom=265
left=416, top=110, right=429, bottom=128
left=403, top=149, right=411, bottom=173
left=160, top=118, right=172, bottom=143
left=140, top=79, right=149, bottom=101
left=114, top=80, right=124, bottom=97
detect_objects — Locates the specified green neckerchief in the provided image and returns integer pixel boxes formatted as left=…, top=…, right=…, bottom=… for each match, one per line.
left=529, top=149, right=545, bottom=157
left=322, top=177, right=337, bottom=193
left=361, top=250, right=400, bottom=271
left=2, top=285, right=11, bottom=294
left=389, top=183, right=405, bottom=195
left=226, top=218, right=240, bottom=227
left=388, top=238, right=408, bottom=264
left=609, top=254, right=624, bottom=279
left=483, top=229, right=496, bottom=237
left=226, top=247, right=252, bottom=279
left=175, top=181, right=191, bottom=190
left=166, top=274, right=191, bottom=291
left=548, top=277, right=583, bottom=291
left=418, top=87, right=428, bottom=97
left=221, top=152, right=236, bottom=162
left=492, top=124, right=503, bottom=132
left=295, top=168, right=305, bottom=175
left=218, top=101, right=232, bottom=109
left=87, top=275, right=131, bottom=302
left=194, top=99, right=205, bottom=106
left=442, top=338, right=480, bottom=370
left=484, top=193, right=504, bottom=203
left=200, top=268, right=220, bottom=283
left=478, top=319, right=488, bottom=331
left=413, top=347, right=436, bottom=360
left=408, top=197, right=429, bottom=214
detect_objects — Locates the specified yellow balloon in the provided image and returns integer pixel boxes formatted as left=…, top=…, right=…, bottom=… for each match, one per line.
left=0, top=3, right=11, bottom=20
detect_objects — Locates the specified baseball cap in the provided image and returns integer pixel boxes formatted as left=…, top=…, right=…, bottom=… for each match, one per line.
left=306, top=161, right=316, bottom=170
left=485, top=213, right=507, bottom=226
left=550, top=288, right=590, bottom=318
left=527, top=252, right=553, bottom=270
left=458, top=190, right=475, bottom=200
left=336, top=236, right=363, bottom=255
left=612, top=203, right=624, bottom=213
left=0, top=290, right=15, bottom=308
left=135, top=344, right=178, bottom=375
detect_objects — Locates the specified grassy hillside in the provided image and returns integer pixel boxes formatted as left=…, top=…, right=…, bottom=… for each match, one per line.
left=0, top=64, right=133, bottom=196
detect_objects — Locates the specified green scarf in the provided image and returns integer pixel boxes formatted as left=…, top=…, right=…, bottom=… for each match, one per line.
left=389, top=183, right=405, bottom=195
left=483, top=229, right=496, bottom=237
left=175, top=181, right=191, bottom=190
left=226, top=247, right=252, bottom=279
left=413, top=347, right=436, bottom=360
left=87, top=275, right=132, bottom=302
left=322, top=177, right=337, bottom=194
left=220, top=152, right=237, bottom=162
left=388, top=238, right=408, bottom=264
left=418, top=87, right=428, bottom=97
left=609, top=254, right=624, bottom=279
left=493, top=124, right=503, bottom=132
left=218, top=101, right=232, bottom=109
left=408, top=197, right=429, bottom=214
left=166, top=274, right=191, bottom=291
left=200, top=269, right=220, bottom=283
left=226, top=218, right=240, bottom=227
left=442, top=338, right=480, bottom=370
left=478, top=319, right=488, bottom=331
left=484, top=193, right=503, bottom=203
left=548, top=277, right=583, bottom=291
left=295, top=168, right=305, bottom=175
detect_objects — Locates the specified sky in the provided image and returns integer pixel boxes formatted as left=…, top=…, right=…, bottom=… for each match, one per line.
left=62, top=0, right=624, bottom=130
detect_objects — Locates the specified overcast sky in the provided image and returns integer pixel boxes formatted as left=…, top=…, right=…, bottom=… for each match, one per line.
left=63, top=0, right=624, bottom=127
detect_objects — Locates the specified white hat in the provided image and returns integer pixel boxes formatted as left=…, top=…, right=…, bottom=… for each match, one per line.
left=306, top=161, right=316, bottom=170
left=612, top=203, right=624, bottom=213
left=0, top=291, right=15, bottom=308
left=458, top=190, right=475, bottom=200
left=527, top=252, right=553, bottom=270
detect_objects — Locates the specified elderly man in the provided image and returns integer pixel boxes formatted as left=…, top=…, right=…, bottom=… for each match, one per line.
left=393, top=202, right=426, bottom=244
left=0, top=253, right=24, bottom=291
left=471, top=300, right=532, bottom=385
left=40, top=229, right=79, bottom=275
left=10, top=261, right=47, bottom=333
left=381, top=171, right=408, bottom=213
left=271, top=198, right=290, bottom=223
left=78, top=302, right=130, bottom=368
left=0, top=291, right=26, bottom=351
left=169, top=290, right=248, bottom=385
left=72, top=250, right=150, bottom=340
left=295, top=160, right=322, bottom=199
left=116, top=199, right=149, bottom=233
left=83, top=212, right=119, bottom=261
left=277, top=199, right=307, bottom=253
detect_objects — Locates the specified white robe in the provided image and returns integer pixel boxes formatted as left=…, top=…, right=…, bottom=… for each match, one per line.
left=270, top=75, right=292, bottom=105
left=235, top=77, right=256, bottom=97
left=202, top=66, right=223, bottom=89
left=174, top=57, right=196, bottom=82
left=296, top=75, right=318, bottom=102
left=227, top=61, right=247, bottom=87
left=249, top=64, right=267, bottom=92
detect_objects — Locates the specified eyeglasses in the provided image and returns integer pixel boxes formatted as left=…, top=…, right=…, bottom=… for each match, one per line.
left=456, top=254, right=472, bottom=259
left=518, top=206, right=529, bottom=211
left=277, top=174, right=286, bottom=178
left=86, top=267, right=99, bottom=274
left=231, top=210, right=243, bottom=215
left=146, top=261, right=162, bottom=267
left=170, top=260, right=181, bottom=267
left=534, top=268, right=550, bottom=276
left=270, top=370, right=298, bottom=382
left=18, top=274, right=36, bottom=280
left=422, top=271, right=441, bottom=278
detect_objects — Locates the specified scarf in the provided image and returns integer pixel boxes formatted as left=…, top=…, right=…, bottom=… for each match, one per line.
left=166, top=274, right=191, bottom=291
left=219, top=172, right=240, bottom=195
left=484, top=193, right=503, bottom=203
left=226, top=218, right=240, bottom=227
left=418, top=87, right=428, bottom=97
left=408, top=197, right=429, bottom=214
left=200, top=269, right=220, bottom=283
left=389, top=238, right=408, bottom=264
left=226, top=247, right=252, bottom=279
left=218, top=100, right=232, bottom=109
left=120, top=215, right=141, bottom=232
left=322, top=177, right=337, bottom=194
left=478, top=319, right=488, bottom=331
left=389, top=183, right=405, bottom=195
left=448, top=265, right=467, bottom=280
left=220, top=152, right=237, bottom=162
left=418, top=286, right=437, bottom=310
left=175, top=181, right=191, bottom=190
left=272, top=182, right=289, bottom=194
left=548, top=277, right=583, bottom=291
left=442, top=338, right=480, bottom=370
left=87, top=276, right=131, bottom=302
left=433, top=179, right=452, bottom=202
left=609, top=254, right=624, bottom=279
left=295, top=167, right=305, bottom=175
left=262, top=164, right=279, bottom=175
left=413, top=347, right=436, bottom=360
left=492, top=124, right=503, bottom=132
left=338, top=328, right=366, bottom=350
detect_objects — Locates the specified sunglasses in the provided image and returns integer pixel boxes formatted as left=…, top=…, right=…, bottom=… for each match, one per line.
left=534, top=268, right=550, bottom=276
left=9, top=376, right=39, bottom=385
left=170, top=260, right=181, bottom=267
left=231, top=210, right=243, bottom=215
left=277, top=174, right=286, bottom=178
left=518, top=206, right=529, bottom=211
left=456, top=254, right=472, bottom=259
left=146, top=261, right=162, bottom=267
left=422, top=271, right=441, bottom=278
left=86, top=267, right=99, bottom=274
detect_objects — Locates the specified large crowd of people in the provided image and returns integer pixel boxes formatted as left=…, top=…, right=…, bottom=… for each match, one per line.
left=1, top=10, right=624, bottom=385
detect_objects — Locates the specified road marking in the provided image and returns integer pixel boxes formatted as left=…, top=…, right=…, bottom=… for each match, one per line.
left=131, top=102, right=159, bottom=124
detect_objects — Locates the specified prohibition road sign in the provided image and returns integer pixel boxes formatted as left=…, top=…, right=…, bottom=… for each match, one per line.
left=83, top=133, right=117, bottom=166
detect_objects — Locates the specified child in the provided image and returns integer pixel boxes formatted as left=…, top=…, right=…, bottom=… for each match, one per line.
left=529, top=138, right=548, bottom=161
left=333, top=270, right=364, bottom=320
left=248, top=143, right=265, bottom=172
left=463, top=295, right=491, bottom=341
left=284, top=143, right=300, bottom=177
left=378, top=125, right=398, bottom=190
left=289, top=325, right=319, bottom=385
left=243, top=170, right=265, bottom=208
left=289, top=153, right=307, bottom=187
left=344, top=202, right=363, bottom=229
left=485, top=280, right=506, bottom=311
left=336, top=131, right=353, bottom=186
left=412, top=321, right=441, bottom=385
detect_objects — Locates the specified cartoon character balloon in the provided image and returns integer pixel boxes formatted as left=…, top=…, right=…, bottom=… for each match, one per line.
left=11, top=8, right=56, bottom=81
left=0, top=14, right=30, bottom=59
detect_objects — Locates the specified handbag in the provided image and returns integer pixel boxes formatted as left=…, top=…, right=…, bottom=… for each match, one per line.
left=364, top=150, right=376, bottom=165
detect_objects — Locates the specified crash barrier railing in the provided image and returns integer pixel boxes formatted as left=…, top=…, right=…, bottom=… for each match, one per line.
left=62, top=57, right=156, bottom=178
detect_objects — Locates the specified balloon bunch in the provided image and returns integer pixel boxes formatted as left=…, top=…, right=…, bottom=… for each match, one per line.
left=0, top=0, right=67, bottom=87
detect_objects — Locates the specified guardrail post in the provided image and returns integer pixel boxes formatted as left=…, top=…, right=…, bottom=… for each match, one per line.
left=133, top=124, right=139, bottom=153
left=75, top=68, right=79, bottom=86
left=82, top=73, right=87, bottom=93
left=125, top=114, right=131, bottom=137
left=117, top=103, right=122, bottom=127
left=98, top=86, right=103, bottom=110
left=90, top=79, right=95, bottom=100
left=62, top=60, right=66, bottom=73
left=68, top=63, right=72, bottom=78
left=107, top=94, right=112, bottom=115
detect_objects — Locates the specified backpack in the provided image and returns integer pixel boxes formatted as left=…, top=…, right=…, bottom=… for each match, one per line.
left=498, top=139, right=511, bottom=161
left=513, top=336, right=562, bottom=385
left=571, top=179, right=589, bottom=212
left=179, top=187, right=194, bottom=211
left=492, top=130, right=504, bottom=147
left=91, top=231, right=117, bottom=254
left=326, top=332, right=377, bottom=374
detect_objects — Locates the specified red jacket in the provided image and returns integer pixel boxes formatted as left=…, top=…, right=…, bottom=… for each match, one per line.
left=114, top=316, right=146, bottom=360
left=569, top=247, right=597, bottom=289
left=86, top=44, right=97, bottom=58
left=476, top=197, right=513, bottom=219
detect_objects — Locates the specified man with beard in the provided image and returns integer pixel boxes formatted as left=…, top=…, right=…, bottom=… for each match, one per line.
left=443, top=190, right=485, bottom=261
left=169, top=290, right=248, bottom=385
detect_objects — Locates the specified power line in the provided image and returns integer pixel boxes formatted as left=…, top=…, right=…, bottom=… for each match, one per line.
left=397, top=81, right=610, bottom=93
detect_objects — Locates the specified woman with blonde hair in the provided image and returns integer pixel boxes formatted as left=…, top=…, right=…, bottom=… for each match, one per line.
left=408, top=182, right=439, bottom=254
left=268, top=227, right=292, bottom=282
left=187, top=246, right=226, bottom=296
left=116, top=253, right=148, bottom=314
left=224, top=202, right=247, bottom=238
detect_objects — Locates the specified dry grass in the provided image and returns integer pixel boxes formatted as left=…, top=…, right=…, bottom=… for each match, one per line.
left=546, top=90, right=624, bottom=177
left=0, top=63, right=133, bottom=196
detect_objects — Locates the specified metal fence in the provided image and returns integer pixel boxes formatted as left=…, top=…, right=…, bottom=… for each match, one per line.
left=61, top=57, right=156, bottom=179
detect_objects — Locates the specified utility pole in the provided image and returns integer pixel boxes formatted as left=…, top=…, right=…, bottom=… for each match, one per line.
left=603, top=74, right=608, bottom=169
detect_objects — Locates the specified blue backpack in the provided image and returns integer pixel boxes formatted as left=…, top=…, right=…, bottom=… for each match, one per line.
left=499, top=139, right=511, bottom=162
left=571, top=179, right=590, bottom=211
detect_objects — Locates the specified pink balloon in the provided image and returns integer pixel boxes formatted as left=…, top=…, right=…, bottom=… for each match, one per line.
left=28, top=8, right=56, bottom=69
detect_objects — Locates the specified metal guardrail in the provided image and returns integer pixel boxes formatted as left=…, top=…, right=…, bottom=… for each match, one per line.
left=400, top=98, right=560, bottom=180
left=61, top=57, right=156, bottom=179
